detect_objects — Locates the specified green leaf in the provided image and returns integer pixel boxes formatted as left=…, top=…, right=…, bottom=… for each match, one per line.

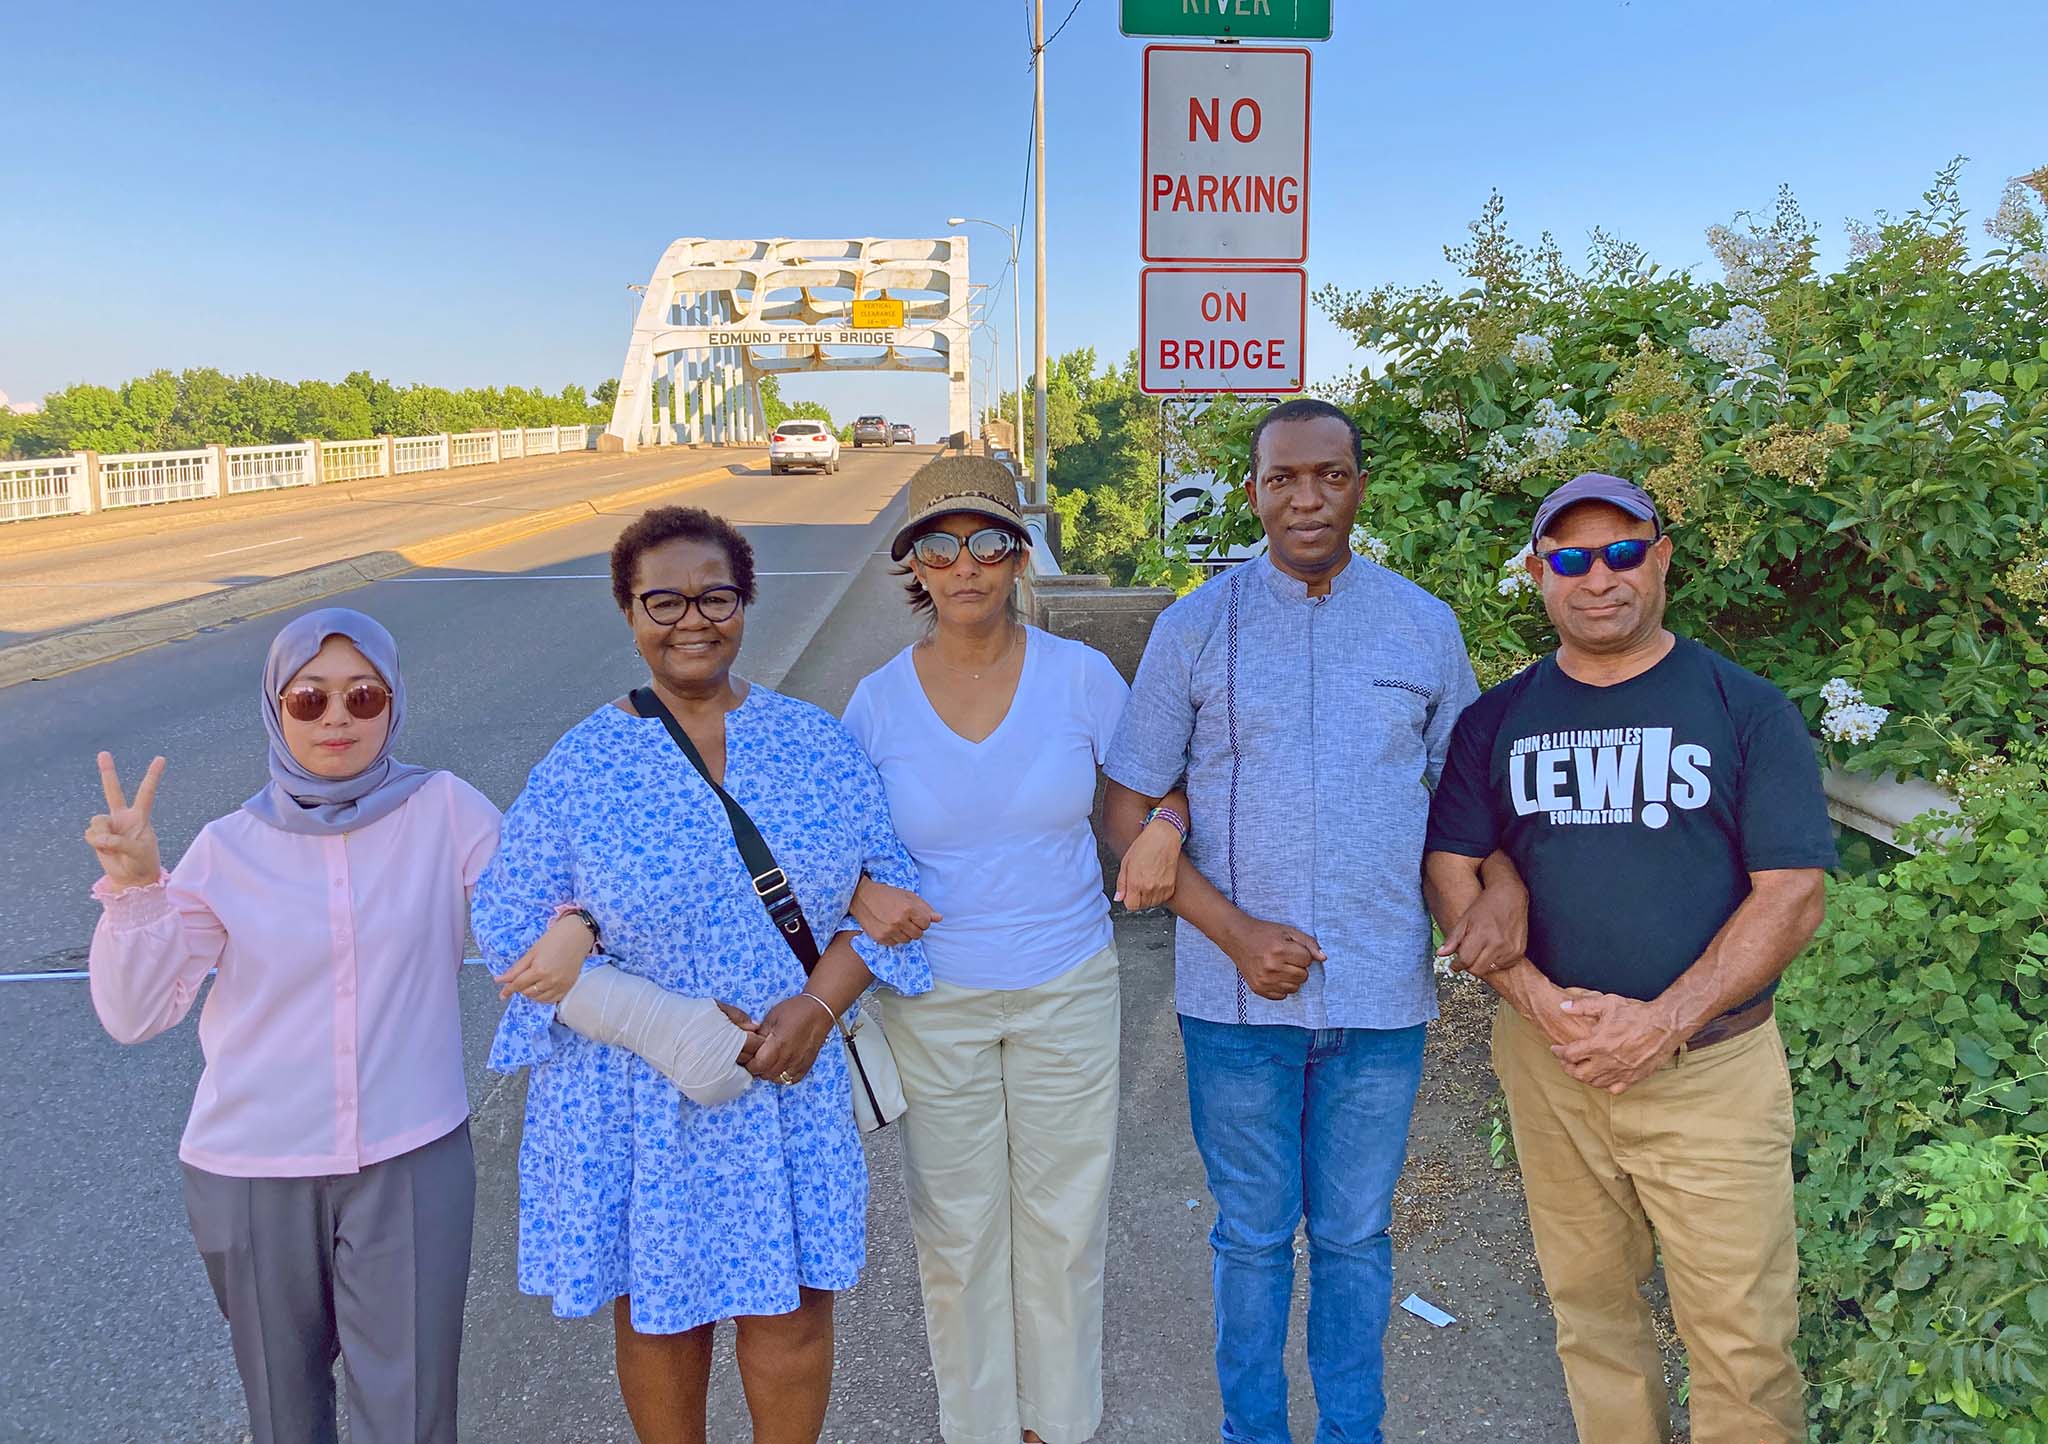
left=1954, top=1034, right=1999, bottom=1078
left=1895, top=1250, right=1939, bottom=1291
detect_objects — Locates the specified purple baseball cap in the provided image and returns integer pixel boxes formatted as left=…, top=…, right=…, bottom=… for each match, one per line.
left=1530, top=472, right=1663, bottom=549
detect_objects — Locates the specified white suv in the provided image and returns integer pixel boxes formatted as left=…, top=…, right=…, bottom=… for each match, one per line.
left=769, top=420, right=841, bottom=475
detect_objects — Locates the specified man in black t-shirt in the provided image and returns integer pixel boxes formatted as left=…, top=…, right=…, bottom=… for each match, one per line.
left=1424, top=473, right=1836, bottom=1444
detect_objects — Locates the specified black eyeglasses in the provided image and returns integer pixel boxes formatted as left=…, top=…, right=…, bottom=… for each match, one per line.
left=1536, top=537, right=1656, bottom=578
left=910, top=527, right=1023, bottom=568
left=637, top=585, right=743, bottom=626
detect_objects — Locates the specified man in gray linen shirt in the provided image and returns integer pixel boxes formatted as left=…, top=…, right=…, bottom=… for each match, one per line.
left=1103, top=397, right=1484, bottom=1444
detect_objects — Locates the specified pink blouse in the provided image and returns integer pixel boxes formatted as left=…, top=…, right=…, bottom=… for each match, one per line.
left=88, top=771, right=502, bottom=1178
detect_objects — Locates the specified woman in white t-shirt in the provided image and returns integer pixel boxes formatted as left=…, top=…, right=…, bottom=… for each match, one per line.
left=843, top=456, right=1188, bottom=1444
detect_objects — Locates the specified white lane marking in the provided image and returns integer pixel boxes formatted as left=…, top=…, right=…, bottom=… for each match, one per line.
left=203, top=535, right=304, bottom=559
left=455, top=494, right=510, bottom=506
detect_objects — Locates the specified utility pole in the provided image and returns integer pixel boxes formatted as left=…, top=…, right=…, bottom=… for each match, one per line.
left=1032, top=0, right=1048, bottom=505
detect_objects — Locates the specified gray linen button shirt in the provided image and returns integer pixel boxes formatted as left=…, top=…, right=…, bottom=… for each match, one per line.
left=1105, top=552, right=1479, bottom=1030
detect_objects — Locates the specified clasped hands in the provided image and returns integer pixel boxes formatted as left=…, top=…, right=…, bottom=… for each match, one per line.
left=1439, top=881, right=1681, bottom=1095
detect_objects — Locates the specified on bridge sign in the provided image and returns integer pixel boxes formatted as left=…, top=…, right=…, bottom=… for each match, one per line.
left=1143, top=44, right=1310, bottom=263
left=1140, top=266, right=1305, bottom=395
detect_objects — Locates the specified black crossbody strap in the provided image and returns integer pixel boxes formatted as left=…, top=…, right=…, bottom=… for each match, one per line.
left=632, top=688, right=821, bottom=969
left=632, top=688, right=892, bottom=1124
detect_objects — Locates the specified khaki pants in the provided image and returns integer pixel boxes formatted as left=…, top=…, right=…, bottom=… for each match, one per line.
left=1492, top=1004, right=1804, bottom=1444
left=879, top=943, right=1121, bottom=1444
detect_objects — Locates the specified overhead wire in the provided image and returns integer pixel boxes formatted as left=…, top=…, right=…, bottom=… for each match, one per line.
left=1040, top=0, right=1086, bottom=51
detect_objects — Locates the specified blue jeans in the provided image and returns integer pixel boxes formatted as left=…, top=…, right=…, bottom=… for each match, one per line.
left=1179, top=1017, right=1426, bottom=1444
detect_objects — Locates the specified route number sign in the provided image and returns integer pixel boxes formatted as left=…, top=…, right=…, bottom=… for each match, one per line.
left=1139, top=266, right=1305, bottom=394
left=1142, top=45, right=1310, bottom=263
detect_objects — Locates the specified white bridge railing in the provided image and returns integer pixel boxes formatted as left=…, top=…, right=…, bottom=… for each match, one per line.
left=0, top=425, right=600, bottom=525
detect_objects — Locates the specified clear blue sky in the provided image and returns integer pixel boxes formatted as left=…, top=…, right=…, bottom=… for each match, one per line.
left=3, top=0, right=2042, bottom=437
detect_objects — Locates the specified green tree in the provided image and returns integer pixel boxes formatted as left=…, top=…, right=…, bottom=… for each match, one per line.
left=759, top=374, right=837, bottom=432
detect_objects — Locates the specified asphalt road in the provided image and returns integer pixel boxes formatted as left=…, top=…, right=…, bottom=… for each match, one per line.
left=0, top=436, right=1580, bottom=1442
left=0, top=443, right=930, bottom=1442
left=0, top=443, right=760, bottom=641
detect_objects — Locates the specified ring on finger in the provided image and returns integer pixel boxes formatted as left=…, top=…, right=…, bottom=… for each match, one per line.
left=777, top=1070, right=797, bottom=1086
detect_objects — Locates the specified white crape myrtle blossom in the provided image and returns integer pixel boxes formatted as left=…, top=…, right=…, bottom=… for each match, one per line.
left=1822, top=701, right=1889, bottom=744
left=1523, top=398, right=1580, bottom=461
left=1987, top=181, right=2038, bottom=246
left=1351, top=527, right=1391, bottom=564
left=1479, top=431, right=1522, bottom=483
left=1688, top=305, right=1779, bottom=397
left=1820, top=676, right=1861, bottom=709
left=2019, top=252, right=2048, bottom=287
left=1420, top=407, right=1462, bottom=436
left=1818, top=678, right=1889, bottom=744
left=1706, top=223, right=1803, bottom=300
left=1844, top=220, right=1884, bottom=261
left=1511, top=332, right=1554, bottom=368
left=1497, top=543, right=1537, bottom=597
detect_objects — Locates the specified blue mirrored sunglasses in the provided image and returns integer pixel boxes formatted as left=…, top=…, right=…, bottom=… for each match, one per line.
left=1536, top=537, right=1654, bottom=578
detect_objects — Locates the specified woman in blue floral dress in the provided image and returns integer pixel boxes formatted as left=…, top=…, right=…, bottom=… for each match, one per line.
left=472, top=505, right=931, bottom=1444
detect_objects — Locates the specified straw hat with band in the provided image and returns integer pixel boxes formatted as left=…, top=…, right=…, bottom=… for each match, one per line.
left=889, top=455, right=1030, bottom=562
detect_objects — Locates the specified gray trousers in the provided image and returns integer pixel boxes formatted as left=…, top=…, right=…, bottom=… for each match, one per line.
left=181, top=1121, right=475, bottom=1444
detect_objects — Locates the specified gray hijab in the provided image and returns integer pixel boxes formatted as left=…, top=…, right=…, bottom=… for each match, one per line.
left=242, top=607, right=435, bottom=836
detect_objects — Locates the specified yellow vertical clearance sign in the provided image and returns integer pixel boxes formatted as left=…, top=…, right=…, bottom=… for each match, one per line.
left=851, top=299, right=906, bottom=328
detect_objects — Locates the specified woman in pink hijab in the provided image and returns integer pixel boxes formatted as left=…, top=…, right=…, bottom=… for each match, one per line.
left=83, top=607, right=516, bottom=1444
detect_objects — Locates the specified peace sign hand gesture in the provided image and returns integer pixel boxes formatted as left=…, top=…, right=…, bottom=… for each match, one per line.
left=85, top=752, right=167, bottom=891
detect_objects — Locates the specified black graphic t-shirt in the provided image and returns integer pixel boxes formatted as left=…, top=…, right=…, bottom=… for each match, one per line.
left=1425, top=635, right=1838, bottom=1006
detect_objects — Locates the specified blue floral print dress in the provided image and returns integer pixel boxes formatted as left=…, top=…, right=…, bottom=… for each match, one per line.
left=472, top=686, right=932, bottom=1333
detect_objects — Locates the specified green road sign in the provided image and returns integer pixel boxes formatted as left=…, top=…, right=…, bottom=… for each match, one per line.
left=1121, top=0, right=1331, bottom=41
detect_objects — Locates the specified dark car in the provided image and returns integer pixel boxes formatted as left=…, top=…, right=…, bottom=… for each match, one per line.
left=852, top=415, right=893, bottom=447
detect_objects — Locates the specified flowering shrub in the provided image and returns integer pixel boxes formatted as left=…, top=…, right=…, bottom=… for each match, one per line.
left=1128, top=162, right=2048, bottom=1442
left=1142, top=163, right=2047, bottom=776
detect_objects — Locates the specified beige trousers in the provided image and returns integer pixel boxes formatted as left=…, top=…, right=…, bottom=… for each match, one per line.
left=1492, top=1003, right=1805, bottom=1444
left=880, top=942, right=1121, bottom=1444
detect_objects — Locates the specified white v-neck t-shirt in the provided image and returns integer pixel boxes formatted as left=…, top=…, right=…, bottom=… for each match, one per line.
left=842, top=627, right=1130, bottom=990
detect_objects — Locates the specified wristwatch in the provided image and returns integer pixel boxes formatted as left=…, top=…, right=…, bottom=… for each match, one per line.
left=554, top=904, right=602, bottom=953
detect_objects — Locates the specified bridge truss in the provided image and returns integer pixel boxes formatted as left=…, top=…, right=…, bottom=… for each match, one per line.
left=604, top=236, right=974, bottom=450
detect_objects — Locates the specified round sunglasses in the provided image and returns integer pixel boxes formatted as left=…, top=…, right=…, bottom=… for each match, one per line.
left=279, top=681, right=391, bottom=723
left=910, top=527, right=1023, bottom=569
left=1535, top=537, right=1655, bottom=578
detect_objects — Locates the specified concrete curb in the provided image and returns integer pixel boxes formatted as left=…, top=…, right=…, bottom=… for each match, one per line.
left=0, top=458, right=742, bottom=690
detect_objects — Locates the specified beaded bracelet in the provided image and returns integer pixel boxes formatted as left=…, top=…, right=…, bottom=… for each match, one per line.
left=1143, top=804, right=1189, bottom=844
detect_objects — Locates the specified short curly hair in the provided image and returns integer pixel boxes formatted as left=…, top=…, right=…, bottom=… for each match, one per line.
left=609, top=506, right=757, bottom=614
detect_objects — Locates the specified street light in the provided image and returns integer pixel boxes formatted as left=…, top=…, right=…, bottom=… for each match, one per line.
left=968, top=318, right=1001, bottom=438
left=625, top=282, right=646, bottom=342
left=948, top=215, right=1030, bottom=500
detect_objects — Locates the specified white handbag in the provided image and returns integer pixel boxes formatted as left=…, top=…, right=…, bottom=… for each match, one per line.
left=839, top=1007, right=908, bottom=1134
